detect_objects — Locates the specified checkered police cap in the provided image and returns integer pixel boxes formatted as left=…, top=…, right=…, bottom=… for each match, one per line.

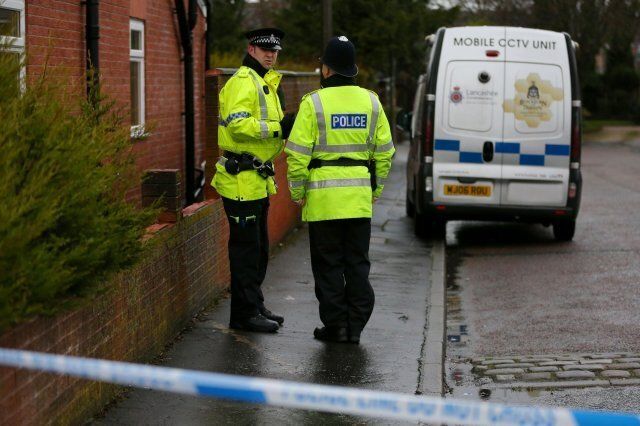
left=245, top=27, right=285, bottom=51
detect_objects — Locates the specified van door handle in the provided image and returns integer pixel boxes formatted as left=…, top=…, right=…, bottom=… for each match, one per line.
left=483, top=141, right=494, bottom=162
left=458, top=177, right=477, bottom=183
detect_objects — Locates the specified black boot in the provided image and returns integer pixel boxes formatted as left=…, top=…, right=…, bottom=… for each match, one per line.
left=230, top=314, right=279, bottom=333
left=260, top=308, right=284, bottom=325
left=313, top=326, right=349, bottom=343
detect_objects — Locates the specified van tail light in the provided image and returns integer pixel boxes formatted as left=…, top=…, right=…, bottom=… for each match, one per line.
left=423, top=103, right=434, bottom=156
left=425, top=176, right=433, bottom=192
left=568, top=182, right=577, bottom=199
left=570, top=106, right=581, bottom=164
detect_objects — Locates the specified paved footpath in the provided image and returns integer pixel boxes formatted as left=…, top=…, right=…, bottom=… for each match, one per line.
left=95, top=142, right=443, bottom=425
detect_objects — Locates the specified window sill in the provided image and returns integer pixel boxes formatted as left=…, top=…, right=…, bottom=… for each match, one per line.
left=131, top=124, right=150, bottom=141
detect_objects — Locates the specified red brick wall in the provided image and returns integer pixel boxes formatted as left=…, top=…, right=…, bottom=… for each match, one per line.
left=129, top=1, right=207, bottom=180
left=0, top=200, right=230, bottom=425
left=26, top=1, right=85, bottom=89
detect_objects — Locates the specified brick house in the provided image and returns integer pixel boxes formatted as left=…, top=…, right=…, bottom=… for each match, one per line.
left=1, top=0, right=209, bottom=205
left=0, top=2, right=318, bottom=423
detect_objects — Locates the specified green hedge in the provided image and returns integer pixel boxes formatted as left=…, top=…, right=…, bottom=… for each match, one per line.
left=0, top=52, right=156, bottom=331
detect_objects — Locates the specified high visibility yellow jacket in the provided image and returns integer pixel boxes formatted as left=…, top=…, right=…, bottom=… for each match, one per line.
left=285, top=85, right=395, bottom=222
left=212, top=66, right=285, bottom=201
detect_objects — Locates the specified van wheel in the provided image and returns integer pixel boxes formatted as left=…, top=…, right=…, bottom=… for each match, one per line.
left=433, top=219, right=447, bottom=239
left=414, top=212, right=430, bottom=238
left=553, top=219, right=576, bottom=241
left=406, top=190, right=415, bottom=218
left=415, top=214, right=446, bottom=239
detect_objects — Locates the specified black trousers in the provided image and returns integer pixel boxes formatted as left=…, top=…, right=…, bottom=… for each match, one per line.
left=222, top=197, right=269, bottom=321
left=308, top=218, right=374, bottom=335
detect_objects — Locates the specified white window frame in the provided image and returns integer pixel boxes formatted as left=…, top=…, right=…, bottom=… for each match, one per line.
left=129, top=19, right=146, bottom=137
left=0, top=0, right=26, bottom=87
left=197, top=0, right=207, bottom=17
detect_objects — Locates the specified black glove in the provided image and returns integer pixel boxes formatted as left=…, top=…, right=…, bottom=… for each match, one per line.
left=279, top=113, right=296, bottom=140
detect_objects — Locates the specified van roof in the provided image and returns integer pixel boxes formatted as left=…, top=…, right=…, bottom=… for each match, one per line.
left=444, top=26, right=569, bottom=39
left=437, top=26, right=570, bottom=64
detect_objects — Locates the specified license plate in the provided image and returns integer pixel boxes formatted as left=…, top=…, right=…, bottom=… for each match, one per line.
left=444, top=184, right=492, bottom=197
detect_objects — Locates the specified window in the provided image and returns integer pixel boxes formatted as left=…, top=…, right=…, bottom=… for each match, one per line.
left=0, top=7, right=20, bottom=38
left=411, top=75, right=426, bottom=140
left=0, top=0, right=25, bottom=87
left=130, top=19, right=145, bottom=134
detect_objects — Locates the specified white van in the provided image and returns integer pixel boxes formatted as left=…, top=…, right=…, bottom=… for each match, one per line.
left=405, top=26, right=582, bottom=241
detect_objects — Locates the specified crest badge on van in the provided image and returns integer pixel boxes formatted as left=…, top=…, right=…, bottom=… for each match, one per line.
left=450, top=86, right=463, bottom=104
left=503, top=73, right=564, bottom=128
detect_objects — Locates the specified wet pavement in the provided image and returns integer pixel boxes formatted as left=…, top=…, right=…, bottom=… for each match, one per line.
left=94, top=142, right=441, bottom=425
left=443, top=140, right=640, bottom=413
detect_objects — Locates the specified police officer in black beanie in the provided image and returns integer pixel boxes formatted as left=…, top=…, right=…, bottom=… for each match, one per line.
left=285, top=36, right=395, bottom=343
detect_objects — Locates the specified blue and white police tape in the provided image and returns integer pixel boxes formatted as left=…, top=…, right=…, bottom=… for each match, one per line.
left=0, top=348, right=638, bottom=425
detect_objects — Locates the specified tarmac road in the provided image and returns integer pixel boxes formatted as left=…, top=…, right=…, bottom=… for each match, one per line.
left=94, top=142, right=442, bottom=425
left=444, top=139, right=640, bottom=413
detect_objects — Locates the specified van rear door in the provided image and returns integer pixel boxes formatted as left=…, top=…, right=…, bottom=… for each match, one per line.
left=433, top=27, right=506, bottom=206
left=501, top=28, right=571, bottom=207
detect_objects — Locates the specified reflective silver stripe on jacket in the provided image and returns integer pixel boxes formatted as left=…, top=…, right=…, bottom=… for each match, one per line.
left=260, top=121, right=269, bottom=139
left=376, top=176, right=387, bottom=187
left=313, top=144, right=369, bottom=153
left=286, top=140, right=313, bottom=156
left=306, top=178, right=371, bottom=190
left=289, top=180, right=306, bottom=188
left=249, top=72, right=268, bottom=119
left=249, top=71, right=271, bottom=139
left=377, top=140, right=394, bottom=152
left=310, top=93, right=327, bottom=146
left=217, top=157, right=226, bottom=167
left=367, top=92, right=380, bottom=148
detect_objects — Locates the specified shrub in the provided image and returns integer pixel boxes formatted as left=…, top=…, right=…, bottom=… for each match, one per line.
left=0, top=51, right=156, bottom=331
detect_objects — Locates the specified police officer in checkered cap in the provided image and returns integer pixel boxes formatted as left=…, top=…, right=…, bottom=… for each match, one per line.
left=211, top=27, right=295, bottom=333
left=244, top=27, right=285, bottom=51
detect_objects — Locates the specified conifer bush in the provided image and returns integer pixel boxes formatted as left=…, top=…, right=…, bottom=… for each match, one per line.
left=0, top=51, right=157, bottom=331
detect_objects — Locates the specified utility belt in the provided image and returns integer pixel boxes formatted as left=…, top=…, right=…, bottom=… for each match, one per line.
left=222, top=151, right=275, bottom=179
left=307, top=157, right=377, bottom=191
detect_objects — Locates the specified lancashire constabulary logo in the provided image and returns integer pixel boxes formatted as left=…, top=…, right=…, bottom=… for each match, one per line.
left=450, top=86, right=463, bottom=104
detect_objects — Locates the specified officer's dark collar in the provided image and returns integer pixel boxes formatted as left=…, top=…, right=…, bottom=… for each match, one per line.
left=320, top=74, right=356, bottom=88
left=243, top=53, right=269, bottom=78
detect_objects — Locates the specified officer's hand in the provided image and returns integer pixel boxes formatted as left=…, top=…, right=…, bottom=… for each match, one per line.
left=280, top=113, right=296, bottom=140
left=372, top=197, right=379, bottom=204
left=294, top=199, right=305, bottom=207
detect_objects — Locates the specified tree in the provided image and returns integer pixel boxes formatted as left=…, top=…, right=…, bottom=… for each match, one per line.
left=456, top=0, right=640, bottom=119
left=271, top=0, right=323, bottom=66
left=209, top=0, right=247, bottom=54
left=601, top=0, right=640, bottom=118
left=273, top=0, right=459, bottom=109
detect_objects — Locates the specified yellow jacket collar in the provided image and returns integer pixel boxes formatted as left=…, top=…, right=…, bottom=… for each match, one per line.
left=244, top=66, right=282, bottom=88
